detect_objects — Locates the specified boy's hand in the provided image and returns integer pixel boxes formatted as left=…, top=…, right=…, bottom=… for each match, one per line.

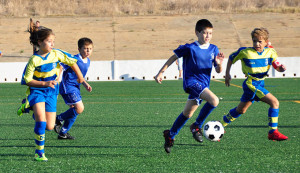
left=216, top=52, right=225, bottom=65
left=278, top=64, right=286, bottom=72
left=82, top=81, right=92, bottom=92
left=155, top=73, right=163, bottom=84
left=46, top=80, right=57, bottom=89
left=225, top=74, right=231, bottom=87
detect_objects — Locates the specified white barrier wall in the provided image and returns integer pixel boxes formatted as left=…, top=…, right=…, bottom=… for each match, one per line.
left=0, top=57, right=299, bottom=83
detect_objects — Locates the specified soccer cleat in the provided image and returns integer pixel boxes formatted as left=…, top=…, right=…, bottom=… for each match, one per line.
left=268, top=129, right=288, bottom=141
left=190, top=123, right=204, bottom=143
left=54, top=119, right=62, bottom=134
left=17, top=99, right=26, bottom=116
left=163, top=130, right=174, bottom=153
left=34, top=153, right=48, bottom=162
left=58, top=133, right=75, bottom=140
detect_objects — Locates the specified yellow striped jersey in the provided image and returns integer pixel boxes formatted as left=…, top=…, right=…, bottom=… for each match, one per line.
left=21, top=49, right=77, bottom=90
left=230, top=47, right=277, bottom=80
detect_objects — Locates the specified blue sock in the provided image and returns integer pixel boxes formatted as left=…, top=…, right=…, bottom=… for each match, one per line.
left=268, top=108, right=279, bottom=134
left=57, top=107, right=78, bottom=121
left=195, top=102, right=216, bottom=128
left=169, top=112, right=189, bottom=139
left=59, top=108, right=78, bottom=135
left=34, top=121, right=46, bottom=155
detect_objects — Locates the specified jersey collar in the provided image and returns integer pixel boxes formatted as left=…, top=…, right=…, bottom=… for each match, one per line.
left=76, top=53, right=88, bottom=63
left=195, top=41, right=210, bottom=49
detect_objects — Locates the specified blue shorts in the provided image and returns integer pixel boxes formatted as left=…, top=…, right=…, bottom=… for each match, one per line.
left=61, top=90, right=82, bottom=105
left=185, top=82, right=208, bottom=105
left=27, top=90, right=58, bottom=112
left=241, top=78, right=269, bottom=102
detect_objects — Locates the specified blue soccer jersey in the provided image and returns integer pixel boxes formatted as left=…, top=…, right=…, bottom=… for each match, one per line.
left=59, top=54, right=90, bottom=94
left=173, top=41, right=219, bottom=91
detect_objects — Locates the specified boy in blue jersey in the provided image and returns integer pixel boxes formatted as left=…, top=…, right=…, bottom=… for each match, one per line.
left=155, top=19, right=224, bottom=153
left=18, top=28, right=85, bottom=161
left=220, top=27, right=288, bottom=141
left=54, top=37, right=93, bottom=140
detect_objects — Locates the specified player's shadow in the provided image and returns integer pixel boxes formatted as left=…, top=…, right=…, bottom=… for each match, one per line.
left=176, top=143, right=207, bottom=147
left=225, top=125, right=300, bottom=128
left=0, top=123, right=170, bottom=128
left=76, top=124, right=171, bottom=128
left=3, top=123, right=298, bottom=129
left=119, top=74, right=142, bottom=81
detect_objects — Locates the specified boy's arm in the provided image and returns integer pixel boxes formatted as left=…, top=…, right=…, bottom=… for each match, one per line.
left=225, top=58, right=233, bottom=87
left=27, top=80, right=57, bottom=89
left=82, top=80, right=92, bottom=92
left=155, top=54, right=178, bottom=84
left=70, top=63, right=85, bottom=84
left=272, top=60, right=286, bottom=72
left=215, top=53, right=224, bottom=73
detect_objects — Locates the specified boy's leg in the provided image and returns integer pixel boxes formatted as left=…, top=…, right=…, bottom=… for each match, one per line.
left=169, top=99, right=198, bottom=138
left=55, top=93, right=82, bottom=138
left=261, top=93, right=288, bottom=141
left=169, top=113, right=190, bottom=139
left=221, top=101, right=252, bottom=127
left=194, top=89, right=219, bottom=128
left=194, top=102, right=216, bottom=127
left=56, top=107, right=78, bottom=139
left=163, top=100, right=197, bottom=153
left=32, top=103, right=48, bottom=161
left=190, top=89, right=218, bottom=142
left=45, top=112, right=56, bottom=131
left=164, top=113, right=190, bottom=154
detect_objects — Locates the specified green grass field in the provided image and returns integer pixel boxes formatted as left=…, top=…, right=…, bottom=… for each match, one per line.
left=0, top=78, right=299, bottom=172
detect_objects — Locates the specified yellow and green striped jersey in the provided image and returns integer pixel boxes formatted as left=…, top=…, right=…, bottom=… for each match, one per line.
left=230, top=47, right=277, bottom=80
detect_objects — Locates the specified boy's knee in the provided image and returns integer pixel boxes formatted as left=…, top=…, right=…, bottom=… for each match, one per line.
left=75, top=105, right=84, bottom=114
left=271, top=99, right=279, bottom=109
left=209, top=96, right=219, bottom=107
left=46, top=125, right=54, bottom=131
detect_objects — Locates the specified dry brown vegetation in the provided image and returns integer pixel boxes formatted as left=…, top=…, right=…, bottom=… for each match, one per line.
left=0, top=0, right=299, bottom=17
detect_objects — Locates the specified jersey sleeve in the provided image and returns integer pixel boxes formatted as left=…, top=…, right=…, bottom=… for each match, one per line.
left=54, top=49, right=77, bottom=66
left=173, top=44, right=189, bottom=58
left=270, top=48, right=278, bottom=63
left=59, top=62, right=70, bottom=71
left=229, top=47, right=247, bottom=64
left=21, top=58, right=36, bottom=85
left=213, top=46, right=220, bottom=67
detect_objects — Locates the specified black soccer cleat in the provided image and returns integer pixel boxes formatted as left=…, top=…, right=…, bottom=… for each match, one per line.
left=190, top=123, right=204, bottom=143
left=163, top=130, right=174, bottom=153
left=58, top=133, right=75, bottom=140
left=54, top=118, right=62, bottom=134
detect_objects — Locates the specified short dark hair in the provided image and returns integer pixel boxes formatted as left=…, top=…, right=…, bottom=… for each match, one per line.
left=78, top=37, right=93, bottom=49
left=195, top=19, right=213, bottom=33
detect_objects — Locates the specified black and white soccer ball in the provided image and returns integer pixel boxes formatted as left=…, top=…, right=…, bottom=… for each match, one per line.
left=203, top=121, right=224, bottom=142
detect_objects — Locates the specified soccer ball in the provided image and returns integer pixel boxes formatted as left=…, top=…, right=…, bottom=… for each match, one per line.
left=203, top=121, right=224, bottom=142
